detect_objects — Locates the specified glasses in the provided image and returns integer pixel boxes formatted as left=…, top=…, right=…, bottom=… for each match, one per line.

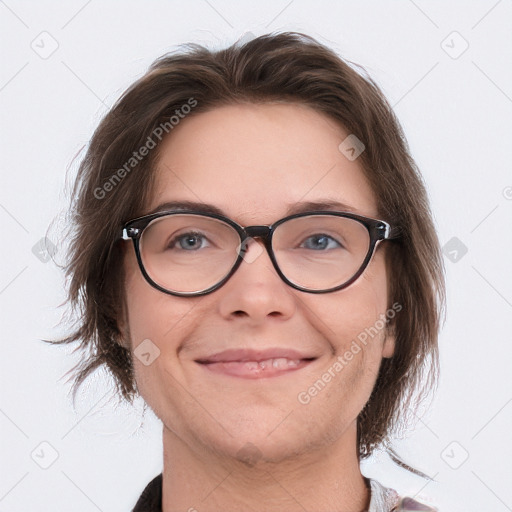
left=121, top=210, right=400, bottom=296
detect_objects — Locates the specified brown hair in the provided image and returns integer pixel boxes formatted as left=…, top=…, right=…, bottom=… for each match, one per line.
left=49, top=32, right=445, bottom=460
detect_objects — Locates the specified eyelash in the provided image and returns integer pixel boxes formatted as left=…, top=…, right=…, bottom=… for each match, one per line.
left=167, top=232, right=342, bottom=251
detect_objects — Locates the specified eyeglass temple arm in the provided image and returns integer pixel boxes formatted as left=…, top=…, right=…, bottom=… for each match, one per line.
left=121, top=227, right=141, bottom=240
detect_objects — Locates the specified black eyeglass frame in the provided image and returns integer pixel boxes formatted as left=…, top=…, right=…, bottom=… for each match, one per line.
left=121, top=209, right=401, bottom=297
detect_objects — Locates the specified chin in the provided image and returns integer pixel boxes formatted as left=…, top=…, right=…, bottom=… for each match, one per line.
left=228, top=436, right=308, bottom=467
left=203, top=415, right=318, bottom=467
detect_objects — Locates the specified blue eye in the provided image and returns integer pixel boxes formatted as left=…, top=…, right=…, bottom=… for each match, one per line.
left=301, top=234, right=342, bottom=250
left=169, top=232, right=209, bottom=251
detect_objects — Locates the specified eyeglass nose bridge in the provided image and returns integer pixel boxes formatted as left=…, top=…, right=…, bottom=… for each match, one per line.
left=239, top=225, right=273, bottom=254
left=243, top=225, right=272, bottom=239
left=235, top=224, right=290, bottom=287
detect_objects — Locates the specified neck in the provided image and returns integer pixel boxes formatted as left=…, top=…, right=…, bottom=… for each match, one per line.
left=161, top=422, right=370, bottom=512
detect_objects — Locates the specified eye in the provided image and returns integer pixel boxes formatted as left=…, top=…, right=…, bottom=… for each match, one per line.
left=168, top=231, right=210, bottom=251
left=300, top=234, right=342, bottom=250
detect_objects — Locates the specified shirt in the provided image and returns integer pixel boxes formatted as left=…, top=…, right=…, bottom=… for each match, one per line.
left=132, top=473, right=437, bottom=511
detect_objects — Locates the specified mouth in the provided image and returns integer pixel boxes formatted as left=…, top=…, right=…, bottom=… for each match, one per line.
left=195, top=348, right=318, bottom=379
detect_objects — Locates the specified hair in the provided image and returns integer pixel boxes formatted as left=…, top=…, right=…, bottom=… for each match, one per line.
left=48, top=31, right=445, bottom=462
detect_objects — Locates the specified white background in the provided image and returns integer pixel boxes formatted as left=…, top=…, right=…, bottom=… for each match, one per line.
left=1, top=1, right=511, bottom=511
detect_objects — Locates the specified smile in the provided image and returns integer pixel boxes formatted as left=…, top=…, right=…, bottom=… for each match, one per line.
left=195, top=348, right=317, bottom=379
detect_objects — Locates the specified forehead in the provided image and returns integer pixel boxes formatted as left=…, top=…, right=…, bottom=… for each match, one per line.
left=150, top=103, right=378, bottom=223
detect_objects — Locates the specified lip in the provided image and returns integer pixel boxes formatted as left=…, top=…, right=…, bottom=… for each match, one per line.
left=195, top=348, right=315, bottom=364
left=195, top=348, right=318, bottom=379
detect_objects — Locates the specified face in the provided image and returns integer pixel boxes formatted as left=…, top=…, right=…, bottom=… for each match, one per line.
left=122, top=103, right=395, bottom=465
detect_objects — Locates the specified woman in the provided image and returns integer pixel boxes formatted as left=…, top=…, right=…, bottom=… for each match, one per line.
left=54, top=32, right=445, bottom=511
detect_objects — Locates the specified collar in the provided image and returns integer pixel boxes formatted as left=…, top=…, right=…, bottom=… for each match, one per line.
left=133, top=474, right=436, bottom=511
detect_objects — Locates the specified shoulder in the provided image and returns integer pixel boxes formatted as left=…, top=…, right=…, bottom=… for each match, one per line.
left=367, top=478, right=437, bottom=512
left=132, top=473, right=162, bottom=512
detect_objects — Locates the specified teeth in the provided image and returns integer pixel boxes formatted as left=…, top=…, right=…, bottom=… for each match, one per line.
left=240, top=358, right=302, bottom=370
left=272, top=358, right=287, bottom=369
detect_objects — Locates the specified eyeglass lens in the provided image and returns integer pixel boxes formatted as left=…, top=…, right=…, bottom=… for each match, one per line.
left=138, top=214, right=371, bottom=294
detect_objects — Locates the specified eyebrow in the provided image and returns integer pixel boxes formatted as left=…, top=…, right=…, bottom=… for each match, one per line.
left=148, top=199, right=362, bottom=217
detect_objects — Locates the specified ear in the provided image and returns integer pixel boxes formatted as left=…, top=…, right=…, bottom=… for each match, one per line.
left=382, top=321, right=396, bottom=359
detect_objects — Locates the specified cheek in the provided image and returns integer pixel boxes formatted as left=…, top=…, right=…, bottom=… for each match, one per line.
left=123, top=254, right=201, bottom=421
left=123, top=251, right=195, bottom=381
left=123, top=250, right=193, bottom=344
left=317, top=258, right=389, bottom=347
left=301, top=251, right=391, bottom=402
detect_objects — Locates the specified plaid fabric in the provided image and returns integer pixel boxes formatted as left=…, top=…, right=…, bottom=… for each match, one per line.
left=368, top=478, right=437, bottom=511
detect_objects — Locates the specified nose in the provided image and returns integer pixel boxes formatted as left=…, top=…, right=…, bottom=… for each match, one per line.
left=216, top=237, right=297, bottom=323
